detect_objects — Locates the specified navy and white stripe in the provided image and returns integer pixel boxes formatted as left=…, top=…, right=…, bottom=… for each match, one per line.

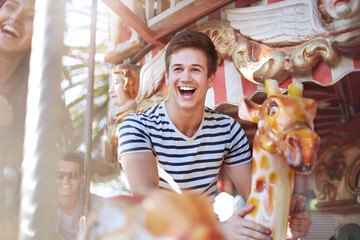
left=118, top=101, right=251, bottom=199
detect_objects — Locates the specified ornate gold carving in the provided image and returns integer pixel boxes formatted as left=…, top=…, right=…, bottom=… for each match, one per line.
left=196, top=20, right=341, bottom=85
left=346, top=157, right=360, bottom=198
left=313, top=134, right=360, bottom=203
left=194, top=20, right=237, bottom=61
left=291, top=38, right=340, bottom=72
left=192, top=0, right=360, bottom=86
left=231, top=41, right=288, bottom=84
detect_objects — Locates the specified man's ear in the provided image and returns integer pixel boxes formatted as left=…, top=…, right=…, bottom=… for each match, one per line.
left=208, top=74, right=215, bottom=89
left=238, top=98, right=260, bottom=123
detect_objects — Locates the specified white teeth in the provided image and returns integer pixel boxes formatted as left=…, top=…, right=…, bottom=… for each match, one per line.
left=179, top=87, right=195, bottom=91
left=2, top=25, right=20, bottom=37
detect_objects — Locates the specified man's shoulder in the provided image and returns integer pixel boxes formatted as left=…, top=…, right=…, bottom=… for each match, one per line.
left=121, top=102, right=163, bottom=125
left=127, top=102, right=163, bottom=120
left=204, top=107, right=236, bottom=123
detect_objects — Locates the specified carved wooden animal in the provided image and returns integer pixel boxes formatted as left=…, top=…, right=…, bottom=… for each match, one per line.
left=238, top=79, right=320, bottom=240
left=78, top=192, right=225, bottom=240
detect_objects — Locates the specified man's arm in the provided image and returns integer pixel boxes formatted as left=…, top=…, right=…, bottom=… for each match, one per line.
left=120, top=152, right=159, bottom=195
left=224, top=162, right=252, bottom=201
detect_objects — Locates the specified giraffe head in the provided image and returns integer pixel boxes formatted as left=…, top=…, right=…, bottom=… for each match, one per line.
left=238, top=79, right=320, bottom=173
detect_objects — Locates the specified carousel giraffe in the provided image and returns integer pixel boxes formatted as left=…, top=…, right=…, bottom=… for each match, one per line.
left=238, top=79, right=320, bottom=240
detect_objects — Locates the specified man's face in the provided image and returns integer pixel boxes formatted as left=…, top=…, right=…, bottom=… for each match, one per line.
left=322, top=0, right=360, bottom=19
left=165, top=47, right=214, bottom=110
left=0, top=0, right=34, bottom=54
left=56, top=159, right=83, bottom=198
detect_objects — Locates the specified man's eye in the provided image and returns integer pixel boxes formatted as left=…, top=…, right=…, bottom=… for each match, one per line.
left=192, top=68, right=200, bottom=72
left=174, top=68, right=182, bottom=71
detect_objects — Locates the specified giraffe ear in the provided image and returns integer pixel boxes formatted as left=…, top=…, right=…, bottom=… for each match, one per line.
left=238, top=98, right=260, bottom=123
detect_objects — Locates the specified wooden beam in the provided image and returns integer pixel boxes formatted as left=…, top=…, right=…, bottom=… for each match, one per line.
left=102, top=0, right=255, bottom=47
left=102, top=0, right=165, bottom=46
left=153, top=0, right=236, bottom=40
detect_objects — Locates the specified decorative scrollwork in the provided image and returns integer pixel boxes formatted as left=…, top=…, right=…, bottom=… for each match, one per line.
left=194, top=20, right=237, bottom=61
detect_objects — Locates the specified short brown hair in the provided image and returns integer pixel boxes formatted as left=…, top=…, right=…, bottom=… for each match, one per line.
left=165, top=31, right=218, bottom=77
left=60, top=151, right=85, bottom=174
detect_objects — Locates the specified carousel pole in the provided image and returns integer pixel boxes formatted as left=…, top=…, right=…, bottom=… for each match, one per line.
left=18, top=0, right=65, bottom=239
left=83, top=0, right=98, bottom=215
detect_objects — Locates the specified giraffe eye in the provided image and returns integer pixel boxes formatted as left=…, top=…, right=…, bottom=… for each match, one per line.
left=268, top=104, right=278, bottom=116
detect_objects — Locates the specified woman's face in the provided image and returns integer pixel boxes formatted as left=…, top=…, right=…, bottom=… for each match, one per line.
left=109, top=72, right=128, bottom=107
left=0, top=0, right=34, bottom=54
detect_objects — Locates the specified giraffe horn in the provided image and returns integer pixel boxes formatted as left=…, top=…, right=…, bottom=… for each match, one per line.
left=265, top=79, right=281, bottom=96
left=288, top=82, right=303, bottom=97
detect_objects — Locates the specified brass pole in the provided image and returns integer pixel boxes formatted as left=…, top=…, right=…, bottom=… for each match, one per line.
left=83, top=0, right=98, bottom=215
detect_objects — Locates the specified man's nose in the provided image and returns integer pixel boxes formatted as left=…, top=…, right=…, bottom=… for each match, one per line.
left=63, top=174, right=71, bottom=181
left=181, top=69, right=191, bottom=80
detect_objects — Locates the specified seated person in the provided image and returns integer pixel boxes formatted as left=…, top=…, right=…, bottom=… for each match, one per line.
left=55, top=151, right=97, bottom=240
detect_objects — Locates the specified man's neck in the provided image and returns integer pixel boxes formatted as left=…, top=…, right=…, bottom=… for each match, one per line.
left=0, top=52, right=25, bottom=95
left=165, top=100, right=204, bottom=138
left=57, top=193, right=79, bottom=215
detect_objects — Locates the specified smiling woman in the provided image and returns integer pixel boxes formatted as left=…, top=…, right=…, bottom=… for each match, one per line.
left=0, top=0, right=34, bottom=221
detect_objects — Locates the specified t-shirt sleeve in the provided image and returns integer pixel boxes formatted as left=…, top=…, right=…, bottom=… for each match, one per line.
left=223, top=118, right=252, bottom=166
left=117, top=113, right=153, bottom=161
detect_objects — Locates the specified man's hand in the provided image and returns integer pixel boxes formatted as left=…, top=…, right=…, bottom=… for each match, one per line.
left=220, top=204, right=272, bottom=240
left=288, top=194, right=312, bottom=238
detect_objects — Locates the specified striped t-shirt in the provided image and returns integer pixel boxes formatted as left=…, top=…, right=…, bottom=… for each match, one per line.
left=118, top=101, right=252, bottom=199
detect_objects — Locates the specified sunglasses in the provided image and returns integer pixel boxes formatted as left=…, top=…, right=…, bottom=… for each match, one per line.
left=57, top=171, right=80, bottom=180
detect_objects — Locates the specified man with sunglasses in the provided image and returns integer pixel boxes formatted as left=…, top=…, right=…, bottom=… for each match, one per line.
left=55, top=151, right=97, bottom=240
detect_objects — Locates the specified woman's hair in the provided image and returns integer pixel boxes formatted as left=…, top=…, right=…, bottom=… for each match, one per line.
left=165, top=31, right=218, bottom=77
left=112, top=63, right=140, bottom=99
left=0, top=0, right=32, bottom=167
left=1, top=50, right=31, bottom=168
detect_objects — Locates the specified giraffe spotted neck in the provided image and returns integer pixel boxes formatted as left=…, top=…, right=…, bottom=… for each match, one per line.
left=238, top=79, right=320, bottom=240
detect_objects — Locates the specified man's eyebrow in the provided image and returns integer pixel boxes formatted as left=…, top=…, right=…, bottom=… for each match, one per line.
left=170, top=63, right=183, bottom=68
left=191, top=64, right=204, bottom=70
left=170, top=63, right=205, bottom=70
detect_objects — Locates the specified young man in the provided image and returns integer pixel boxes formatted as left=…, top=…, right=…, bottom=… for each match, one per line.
left=118, top=31, right=311, bottom=239
left=55, top=151, right=97, bottom=240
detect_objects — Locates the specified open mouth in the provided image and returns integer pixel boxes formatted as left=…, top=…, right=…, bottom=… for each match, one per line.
left=1, top=24, right=20, bottom=38
left=334, top=0, right=349, bottom=6
left=178, top=86, right=195, bottom=98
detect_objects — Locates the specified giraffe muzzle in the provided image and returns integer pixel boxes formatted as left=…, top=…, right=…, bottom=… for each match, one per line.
left=282, top=128, right=320, bottom=173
